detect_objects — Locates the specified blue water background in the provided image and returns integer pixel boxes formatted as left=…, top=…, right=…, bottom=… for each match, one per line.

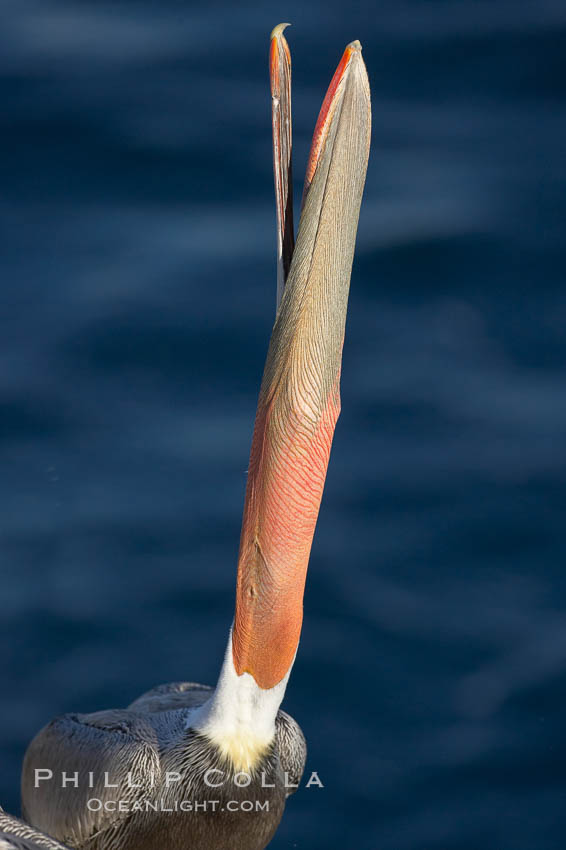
left=1, top=1, right=566, bottom=847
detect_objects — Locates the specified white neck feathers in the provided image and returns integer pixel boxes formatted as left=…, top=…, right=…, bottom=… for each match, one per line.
left=189, top=631, right=292, bottom=772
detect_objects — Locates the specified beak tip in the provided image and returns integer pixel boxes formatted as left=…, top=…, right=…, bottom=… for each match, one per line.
left=271, top=22, right=291, bottom=41
left=347, top=39, right=362, bottom=52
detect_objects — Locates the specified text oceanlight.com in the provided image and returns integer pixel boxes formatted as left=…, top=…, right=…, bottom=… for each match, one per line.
left=87, top=799, right=271, bottom=814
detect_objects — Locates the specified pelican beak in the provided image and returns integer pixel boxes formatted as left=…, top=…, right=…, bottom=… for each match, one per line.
left=232, top=35, right=371, bottom=690
left=270, top=23, right=294, bottom=307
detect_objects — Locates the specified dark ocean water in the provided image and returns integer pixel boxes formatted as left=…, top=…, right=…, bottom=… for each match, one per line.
left=1, top=1, right=566, bottom=848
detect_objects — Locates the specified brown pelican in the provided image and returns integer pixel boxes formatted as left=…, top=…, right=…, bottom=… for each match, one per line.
left=19, top=25, right=370, bottom=850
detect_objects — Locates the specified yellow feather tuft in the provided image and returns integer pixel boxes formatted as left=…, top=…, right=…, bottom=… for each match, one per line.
left=209, top=729, right=272, bottom=773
